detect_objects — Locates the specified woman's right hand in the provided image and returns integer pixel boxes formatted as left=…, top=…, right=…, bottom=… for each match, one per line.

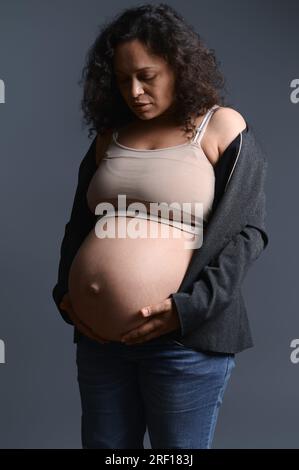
left=59, top=292, right=110, bottom=344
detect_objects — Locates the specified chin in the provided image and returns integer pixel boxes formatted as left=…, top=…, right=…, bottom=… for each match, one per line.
left=137, top=114, right=153, bottom=120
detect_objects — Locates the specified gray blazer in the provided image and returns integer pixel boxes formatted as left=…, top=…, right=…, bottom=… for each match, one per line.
left=52, top=122, right=269, bottom=355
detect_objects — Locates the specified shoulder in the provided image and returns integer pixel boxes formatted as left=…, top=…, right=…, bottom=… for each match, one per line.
left=209, top=106, right=247, bottom=157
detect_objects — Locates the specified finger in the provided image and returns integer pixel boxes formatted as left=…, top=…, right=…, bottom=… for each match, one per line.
left=61, top=300, right=105, bottom=342
left=78, top=323, right=109, bottom=344
left=121, top=319, right=159, bottom=342
left=60, top=296, right=71, bottom=311
left=141, top=298, right=172, bottom=317
left=127, top=331, right=160, bottom=344
left=121, top=318, right=151, bottom=337
left=67, top=307, right=109, bottom=344
left=69, top=312, right=97, bottom=341
left=77, top=319, right=109, bottom=343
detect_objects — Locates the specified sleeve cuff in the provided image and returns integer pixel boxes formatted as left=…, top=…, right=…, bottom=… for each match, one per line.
left=170, top=292, right=197, bottom=337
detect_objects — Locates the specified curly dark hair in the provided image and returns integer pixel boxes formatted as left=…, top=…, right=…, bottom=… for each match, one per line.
left=79, top=3, right=229, bottom=139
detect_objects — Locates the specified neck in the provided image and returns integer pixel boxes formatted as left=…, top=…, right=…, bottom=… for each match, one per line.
left=135, top=105, right=180, bottom=129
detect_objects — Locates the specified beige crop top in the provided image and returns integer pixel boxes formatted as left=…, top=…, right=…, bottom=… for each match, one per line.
left=86, top=104, right=220, bottom=235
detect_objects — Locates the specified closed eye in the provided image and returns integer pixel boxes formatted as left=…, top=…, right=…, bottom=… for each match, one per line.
left=118, top=75, right=156, bottom=84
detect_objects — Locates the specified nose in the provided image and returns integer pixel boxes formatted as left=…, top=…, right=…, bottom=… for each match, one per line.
left=130, top=78, right=144, bottom=99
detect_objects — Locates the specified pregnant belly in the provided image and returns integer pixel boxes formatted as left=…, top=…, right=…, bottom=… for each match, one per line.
left=68, top=216, right=197, bottom=341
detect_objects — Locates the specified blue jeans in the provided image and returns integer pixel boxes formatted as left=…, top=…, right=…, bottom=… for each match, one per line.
left=76, top=334, right=236, bottom=449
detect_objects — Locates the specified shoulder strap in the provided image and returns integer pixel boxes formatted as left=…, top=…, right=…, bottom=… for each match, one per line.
left=192, top=105, right=220, bottom=144
left=95, top=128, right=114, bottom=166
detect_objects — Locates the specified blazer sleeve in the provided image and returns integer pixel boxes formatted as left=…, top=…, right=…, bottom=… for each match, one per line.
left=170, top=223, right=269, bottom=337
left=52, top=136, right=97, bottom=325
left=170, top=151, right=269, bottom=337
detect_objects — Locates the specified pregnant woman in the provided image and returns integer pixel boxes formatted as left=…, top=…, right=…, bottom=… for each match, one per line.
left=52, top=4, right=269, bottom=449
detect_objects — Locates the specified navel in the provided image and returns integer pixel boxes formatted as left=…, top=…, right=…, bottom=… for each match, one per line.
left=89, top=282, right=101, bottom=294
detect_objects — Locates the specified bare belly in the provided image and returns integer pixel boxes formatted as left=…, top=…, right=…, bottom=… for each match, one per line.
left=68, top=216, right=196, bottom=341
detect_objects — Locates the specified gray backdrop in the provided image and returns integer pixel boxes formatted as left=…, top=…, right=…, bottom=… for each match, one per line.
left=0, top=0, right=298, bottom=449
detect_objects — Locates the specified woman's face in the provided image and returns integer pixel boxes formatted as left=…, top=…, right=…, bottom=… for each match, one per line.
left=113, top=39, right=176, bottom=123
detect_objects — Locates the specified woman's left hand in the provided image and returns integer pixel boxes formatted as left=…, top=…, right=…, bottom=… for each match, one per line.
left=120, top=298, right=181, bottom=345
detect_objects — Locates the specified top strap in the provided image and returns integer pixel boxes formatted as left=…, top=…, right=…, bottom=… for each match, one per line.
left=192, top=105, right=220, bottom=144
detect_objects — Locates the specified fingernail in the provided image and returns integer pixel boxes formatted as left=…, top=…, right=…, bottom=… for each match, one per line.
left=142, top=308, right=150, bottom=316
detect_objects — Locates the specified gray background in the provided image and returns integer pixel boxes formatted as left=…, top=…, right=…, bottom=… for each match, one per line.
left=0, top=0, right=298, bottom=449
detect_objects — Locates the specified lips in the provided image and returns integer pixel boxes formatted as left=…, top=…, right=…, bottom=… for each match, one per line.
left=133, top=102, right=151, bottom=107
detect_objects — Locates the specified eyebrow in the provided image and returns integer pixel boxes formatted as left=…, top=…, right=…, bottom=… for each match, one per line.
left=114, top=66, right=157, bottom=74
